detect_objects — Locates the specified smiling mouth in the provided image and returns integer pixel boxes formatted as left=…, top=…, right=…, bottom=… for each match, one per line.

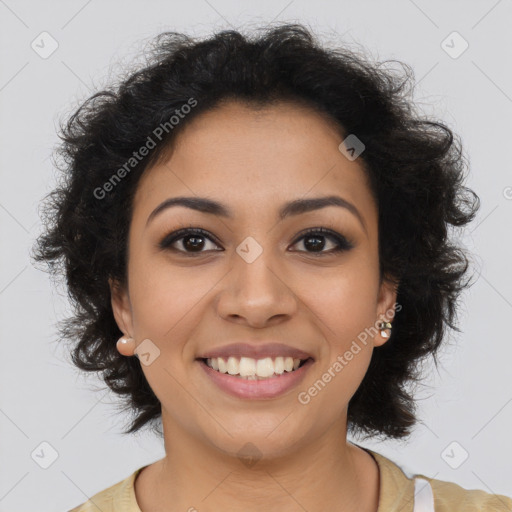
left=197, top=356, right=313, bottom=380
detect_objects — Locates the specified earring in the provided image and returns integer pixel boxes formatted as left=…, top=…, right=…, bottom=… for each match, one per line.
left=378, top=320, right=392, bottom=339
left=116, top=336, right=135, bottom=356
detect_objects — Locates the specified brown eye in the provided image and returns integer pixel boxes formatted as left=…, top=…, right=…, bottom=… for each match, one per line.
left=159, top=228, right=222, bottom=253
left=290, top=228, right=354, bottom=255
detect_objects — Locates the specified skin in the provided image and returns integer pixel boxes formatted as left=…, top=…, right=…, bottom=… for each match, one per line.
left=110, top=99, right=398, bottom=512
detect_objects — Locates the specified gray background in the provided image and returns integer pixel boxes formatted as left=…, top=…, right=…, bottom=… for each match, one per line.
left=1, top=0, right=511, bottom=510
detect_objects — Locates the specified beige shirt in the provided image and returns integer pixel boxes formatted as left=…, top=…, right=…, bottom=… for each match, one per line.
left=69, top=448, right=512, bottom=511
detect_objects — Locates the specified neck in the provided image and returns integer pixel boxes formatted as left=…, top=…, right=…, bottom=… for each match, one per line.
left=135, top=415, right=380, bottom=512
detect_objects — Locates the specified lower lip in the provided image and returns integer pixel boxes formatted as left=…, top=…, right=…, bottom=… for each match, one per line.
left=197, top=358, right=314, bottom=399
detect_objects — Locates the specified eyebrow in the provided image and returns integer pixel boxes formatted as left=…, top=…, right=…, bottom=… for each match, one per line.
left=146, top=195, right=367, bottom=233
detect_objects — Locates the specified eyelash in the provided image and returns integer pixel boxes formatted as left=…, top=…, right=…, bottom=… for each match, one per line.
left=158, top=227, right=355, bottom=256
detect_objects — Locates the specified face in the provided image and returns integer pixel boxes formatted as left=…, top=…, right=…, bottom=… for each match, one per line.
left=110, top=100, right=397, bottom=460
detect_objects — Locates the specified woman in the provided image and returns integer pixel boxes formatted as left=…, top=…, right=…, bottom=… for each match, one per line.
left=33, top=23, right=511, bottom=512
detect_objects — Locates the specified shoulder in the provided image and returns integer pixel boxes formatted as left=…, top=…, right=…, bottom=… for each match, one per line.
left=68, top=466, right=145, bottom=512
left=363, top=447, right=512, bottom=512
left=426, top=475, right=512, bottom=512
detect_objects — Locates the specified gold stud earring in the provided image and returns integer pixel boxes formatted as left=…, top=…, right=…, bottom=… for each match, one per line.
left=377, top=321, right=393, bottom=339
left=116, top=336, right=136, bottom=356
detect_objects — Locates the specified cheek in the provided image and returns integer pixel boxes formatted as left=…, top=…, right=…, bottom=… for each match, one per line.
left=300, top=260, right=379, bottom=337
left=293, top=258, right=379, bottom=402
left=299, top=276, right=377, bottom=411
left=127, top=253, right=218, bottom=341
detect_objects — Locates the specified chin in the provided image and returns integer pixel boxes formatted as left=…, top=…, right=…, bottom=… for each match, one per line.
left=205, top=426, right=306, bottom=465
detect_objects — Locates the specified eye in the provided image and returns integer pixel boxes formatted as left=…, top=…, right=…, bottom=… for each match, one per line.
left=290, top=227, right=354, bottom=255
left=159, top=228, right=222, bottom=254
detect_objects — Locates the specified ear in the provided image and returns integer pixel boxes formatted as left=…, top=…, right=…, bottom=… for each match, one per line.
left=374, top=273, right=399, bottom=348
left=109, top=277, right=134, bottom=338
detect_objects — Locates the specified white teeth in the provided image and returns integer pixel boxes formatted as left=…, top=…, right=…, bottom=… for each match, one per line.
left=227, top=356, right=238, bottom=375
left=274, top=356, right=284, bottom=374
left=205, top=356, right=305, bottom=379
left=218, top=357, right=227, bottom=373
left=256, top=357, right=275, bottom=378
left=239, top=357, right=256, bottom=377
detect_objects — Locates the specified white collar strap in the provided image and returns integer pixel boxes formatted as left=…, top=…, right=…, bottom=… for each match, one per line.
left=413, top=477, right=435, bottom=512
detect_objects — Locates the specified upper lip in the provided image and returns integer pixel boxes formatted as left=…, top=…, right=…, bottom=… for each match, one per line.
left=197, top=342, right=314, bottom=361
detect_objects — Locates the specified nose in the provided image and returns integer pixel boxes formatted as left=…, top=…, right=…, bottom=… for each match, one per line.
left=215, top=249, right=298, bottom=329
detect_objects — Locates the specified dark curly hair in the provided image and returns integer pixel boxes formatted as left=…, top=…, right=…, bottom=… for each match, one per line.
left=32, top=22, right=480, bottom=440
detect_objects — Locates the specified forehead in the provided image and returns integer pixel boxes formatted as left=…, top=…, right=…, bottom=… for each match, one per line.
left=133, top=100, right=376, bottom=228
